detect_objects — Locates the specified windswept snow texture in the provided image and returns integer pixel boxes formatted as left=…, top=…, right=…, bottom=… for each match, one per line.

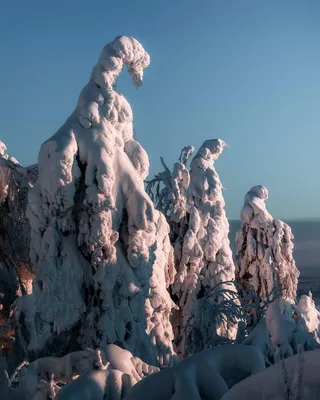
left=148, top=140, right=239, bottom=356
left=19, top=36, right=176, bottom=367
left=236, top=186, right=299, bottom=304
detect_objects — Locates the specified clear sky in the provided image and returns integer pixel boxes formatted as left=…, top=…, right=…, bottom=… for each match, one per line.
left=1, top=0, right=319, bottom=219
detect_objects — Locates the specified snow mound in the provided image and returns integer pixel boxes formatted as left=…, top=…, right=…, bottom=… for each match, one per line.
left=126, top=344, right=265, bottom=400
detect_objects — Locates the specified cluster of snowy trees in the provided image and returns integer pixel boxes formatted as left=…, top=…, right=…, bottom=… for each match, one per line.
left=0, top=36, right=320, bottom=399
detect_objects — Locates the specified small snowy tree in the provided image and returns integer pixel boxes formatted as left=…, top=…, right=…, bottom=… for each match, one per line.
left=297, top=292, right=320, bottom=344
left=235, top=185, right=299, bottom=310
left=17, top=36, right=176, bottom=367
left=147, top=140, right=239, bottom=357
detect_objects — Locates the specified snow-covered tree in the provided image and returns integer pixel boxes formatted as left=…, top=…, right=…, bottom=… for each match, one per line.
left=235, top=185, right=299, bottom=309
left=147, top=140, right=239, bottom=357
left=297, top=292, right=320, bottom=344
left=0, top=142, right=36, bottom=358
left=16, top=36, right=176, bottom=367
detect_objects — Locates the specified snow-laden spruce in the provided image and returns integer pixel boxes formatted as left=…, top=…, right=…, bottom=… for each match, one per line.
left=147, top=140, right=239, bottom=357
left=235, top=185, right=299, bottom=306
left=298, top=292, right=320, bottom=344
left=0, top=141, right=36, bottom=360
left=17, top=36, right=176, bottom=367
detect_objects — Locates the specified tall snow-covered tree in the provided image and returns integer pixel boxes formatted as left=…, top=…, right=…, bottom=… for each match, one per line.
left=235, top=185, right=299, bottom=309
left=17, top=36, right=177, bottom=367
left=147, top=140, right=239, bottom=357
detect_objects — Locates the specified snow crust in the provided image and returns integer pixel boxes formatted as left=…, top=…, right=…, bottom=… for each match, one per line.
left=17, top=36, right=176, bottom=367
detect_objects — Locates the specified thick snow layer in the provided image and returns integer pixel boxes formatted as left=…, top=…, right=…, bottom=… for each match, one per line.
left=126, top=344, right=265, bottom=400
left=236, top=186, right=299, bottom=305
left=18, top=36, right=176, bottom=367
left=147, top=140, right=239, bottom=357
left=221, top=348, right=320, bottom=400
left=54, top=345, right=159, bottom=400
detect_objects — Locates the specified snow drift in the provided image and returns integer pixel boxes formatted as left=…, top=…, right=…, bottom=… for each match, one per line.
left=126, top=344, right=265, bottom=400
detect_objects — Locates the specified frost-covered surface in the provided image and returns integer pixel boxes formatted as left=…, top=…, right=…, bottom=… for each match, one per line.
left=221, top=348, right=320, bottom=400
left=298, top=292, right=320, bottom=344
left=147, top=140, right=239, bottom=357
left=236, top=186, right=299, bottom=306
left=126, top=344, right=265, bottom=400
left=17, top=36, right=176, bottom=367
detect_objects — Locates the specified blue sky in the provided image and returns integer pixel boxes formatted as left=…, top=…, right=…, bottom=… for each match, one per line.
left=1, top=0, right=319, bottom=219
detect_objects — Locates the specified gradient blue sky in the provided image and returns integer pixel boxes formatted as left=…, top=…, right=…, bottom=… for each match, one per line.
left=1, top=0, right=319, bottom=219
